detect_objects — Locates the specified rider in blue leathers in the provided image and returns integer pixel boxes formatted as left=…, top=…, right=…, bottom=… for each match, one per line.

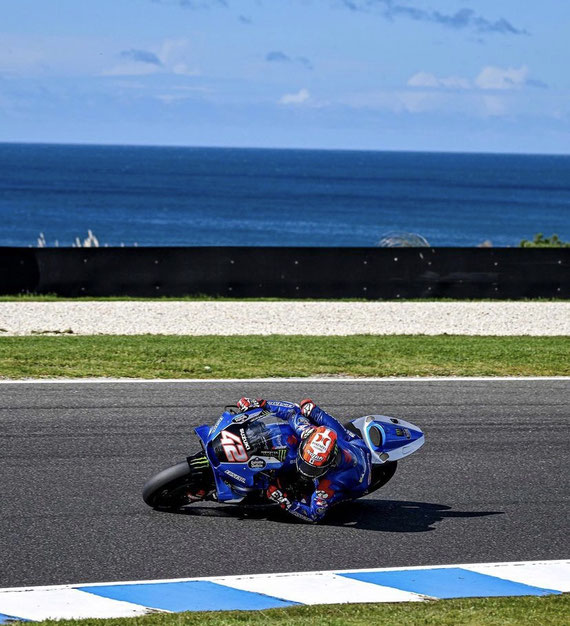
left=236, top=397, right=372, bottom=523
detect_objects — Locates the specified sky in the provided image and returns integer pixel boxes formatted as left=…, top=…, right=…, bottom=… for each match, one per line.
left=1, top=0, right=569, bottom=153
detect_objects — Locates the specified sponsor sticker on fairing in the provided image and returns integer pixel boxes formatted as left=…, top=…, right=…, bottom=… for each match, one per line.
left=232, top=411, right=262, bottom=424
left=209, top=415, right=224, bottom=434
left=247, top=457, right=267, bottom=469
left=260, top=447, right=288, bottom=462
left=239, top=428, right=251, bottom=450
left=224, top=469, right=246, bottom=484
left=269, top=401, right=296, bottom=408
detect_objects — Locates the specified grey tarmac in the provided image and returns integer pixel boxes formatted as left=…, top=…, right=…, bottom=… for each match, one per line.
left=0, top=379, right=568, bottom=588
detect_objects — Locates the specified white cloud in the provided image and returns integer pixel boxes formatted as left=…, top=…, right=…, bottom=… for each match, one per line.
left=407, top=65, right=533, bottom=95
left=156, top=86, right=211, bottom=104
left=159, top=39, right=190, bottom=65
left=337, top=89, right=445, bottom=114
left=398, top=91, right=439, bottom=113
left=156, top=94, right=191, bottom=104
left=407, top=72, right=438, bottom=88
left=172, top=63, right=200, bottom=76
left=102, top=62, right=161, bottom=77
left=482, top=95, right=507, bottom=116
left=279, top=88, right=310, bottom=105
left=475, top=65, right=528, bottom=90
left=408, top=72, right=471, bottom=90
left=102, top=39, right=199, bottom=77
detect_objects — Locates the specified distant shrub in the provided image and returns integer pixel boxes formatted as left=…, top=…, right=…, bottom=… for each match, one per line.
left=35, top=230, right=138, bottom=247
left=519, top=233, right=570, bottom=248
left=377, top=232, right=430, bottom=247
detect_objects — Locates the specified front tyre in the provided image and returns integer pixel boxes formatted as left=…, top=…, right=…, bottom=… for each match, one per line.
left=367, top=461, right=398, bottom=494
left=142, top=459, right=212, bottom=510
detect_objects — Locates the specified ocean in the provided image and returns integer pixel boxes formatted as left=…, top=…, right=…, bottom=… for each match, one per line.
left=0, top=143, right=568, bottom=247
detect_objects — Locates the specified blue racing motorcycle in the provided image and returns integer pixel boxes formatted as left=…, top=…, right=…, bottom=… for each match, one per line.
left=142, top=405, right=424, bottom=512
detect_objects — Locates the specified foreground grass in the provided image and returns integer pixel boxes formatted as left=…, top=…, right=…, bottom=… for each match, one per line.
left=35, top=595, right=570, bottom=626
left=0, top=335, right=568, bottom=379
left=0, top=294, right=564, bottom=302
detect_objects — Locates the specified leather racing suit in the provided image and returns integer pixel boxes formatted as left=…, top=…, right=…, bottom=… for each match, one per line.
left=265, top=400, right=372, bottom=523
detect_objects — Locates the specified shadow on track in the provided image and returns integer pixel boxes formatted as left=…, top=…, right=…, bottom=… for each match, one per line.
left=323, top=499, right=503, bottom=532
left=157, top=499, right=503, bottom=533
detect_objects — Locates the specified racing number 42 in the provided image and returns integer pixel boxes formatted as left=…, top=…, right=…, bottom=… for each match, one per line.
left=221, top=430, right=248, bottom=462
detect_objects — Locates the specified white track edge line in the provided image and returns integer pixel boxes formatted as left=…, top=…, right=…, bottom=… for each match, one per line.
left=0, top=376, right=569, bottom=384
left=1, top=560, right=568, bottom=593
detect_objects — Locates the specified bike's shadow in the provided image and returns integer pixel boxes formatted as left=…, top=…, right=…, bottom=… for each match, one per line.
left=163, top=499, right=502, bottom=532
left=323, top=499, right=502, bottom=532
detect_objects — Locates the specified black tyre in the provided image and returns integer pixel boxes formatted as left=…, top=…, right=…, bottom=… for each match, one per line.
left=368, top=461, right=398, bottom=494
left=142, top=460, right=210, bottom=510
left=343, top=420, right=398, bottom=493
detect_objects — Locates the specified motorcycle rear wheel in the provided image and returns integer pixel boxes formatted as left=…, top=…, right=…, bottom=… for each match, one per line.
left=142, top=459, right=212, bottom=510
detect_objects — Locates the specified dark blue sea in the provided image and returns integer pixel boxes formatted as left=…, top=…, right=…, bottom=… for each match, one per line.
left=0, top=143, right=568, bottom=247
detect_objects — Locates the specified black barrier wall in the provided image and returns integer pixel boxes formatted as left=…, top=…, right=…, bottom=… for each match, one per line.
left=1, top=247, right=568, bottom=298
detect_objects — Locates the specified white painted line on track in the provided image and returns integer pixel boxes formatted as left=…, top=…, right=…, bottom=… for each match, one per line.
left=0, top=376, right=569, bottom=384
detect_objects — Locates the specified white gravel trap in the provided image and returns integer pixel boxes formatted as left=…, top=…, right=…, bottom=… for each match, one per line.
left=0, top=301, right=568, bottom=336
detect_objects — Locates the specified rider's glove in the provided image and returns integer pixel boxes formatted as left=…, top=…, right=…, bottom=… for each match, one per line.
left=267, top=485, right=291, bottom=510
left=299, top=425, right=316, bottom=440
left=237, top=397, right=267, bottom=412
left=299, top=398, right=316, bottom=418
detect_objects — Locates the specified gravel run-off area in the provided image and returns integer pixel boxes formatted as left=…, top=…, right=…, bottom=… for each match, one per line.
left=0, top=302, right=568, bottom=336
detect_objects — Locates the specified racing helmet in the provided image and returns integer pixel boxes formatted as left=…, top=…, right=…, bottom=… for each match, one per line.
left=296, top=426, right=340, bottom=479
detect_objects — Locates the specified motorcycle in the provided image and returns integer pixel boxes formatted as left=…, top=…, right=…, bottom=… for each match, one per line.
left=142, top=405, right=425, bottom=515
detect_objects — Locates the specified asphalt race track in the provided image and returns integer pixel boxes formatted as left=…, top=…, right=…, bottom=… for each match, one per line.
left=1, top=379, right=568, bottom=588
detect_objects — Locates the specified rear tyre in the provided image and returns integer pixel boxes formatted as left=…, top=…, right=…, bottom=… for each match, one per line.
left=142, top=458, right=213, bottom=510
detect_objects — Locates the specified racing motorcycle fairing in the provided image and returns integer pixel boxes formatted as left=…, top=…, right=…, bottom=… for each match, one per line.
left=195, top=408, right=297, bottom=502
left=348, top=415, right=425, bottom=464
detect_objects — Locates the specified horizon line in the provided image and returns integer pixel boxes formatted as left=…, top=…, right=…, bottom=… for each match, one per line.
left=1, top=140, right=568, bottom=158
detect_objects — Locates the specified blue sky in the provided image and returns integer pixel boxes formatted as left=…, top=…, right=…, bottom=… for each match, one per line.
left=1, top=0, right=569, bottom=152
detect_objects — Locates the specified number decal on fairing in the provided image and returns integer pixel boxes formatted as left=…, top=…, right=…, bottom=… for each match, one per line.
left=221, top=430, right=248, bottom=462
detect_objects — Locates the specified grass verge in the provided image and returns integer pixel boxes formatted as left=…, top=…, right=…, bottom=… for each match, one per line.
left=0, top=295, right=565, bottom=301
left=32, top=595, right=569, bottom=626
left=0, top=335, right=568, bottom=379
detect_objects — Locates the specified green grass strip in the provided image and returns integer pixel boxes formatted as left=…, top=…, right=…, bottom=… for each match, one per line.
left=0, top=335, right=568, bottom=379
left=0, top=294, right=564, bottom=301
left=32, top=595, right=570, bottom=626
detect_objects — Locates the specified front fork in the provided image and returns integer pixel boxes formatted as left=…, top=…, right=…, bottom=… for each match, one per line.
left=186, top=451, right=217, bottom=501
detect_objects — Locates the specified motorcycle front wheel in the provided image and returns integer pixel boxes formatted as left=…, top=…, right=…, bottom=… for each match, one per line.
left=142, top=458, right=213, bottom=510
left=367, top=461, right=397, bottom=494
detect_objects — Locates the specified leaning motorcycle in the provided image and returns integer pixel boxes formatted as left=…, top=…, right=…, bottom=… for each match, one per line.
left=142, top=405, right=424, bottom=513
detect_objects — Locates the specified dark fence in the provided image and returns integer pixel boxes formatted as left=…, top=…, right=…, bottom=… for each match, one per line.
left=1, top=247, right=568, bottom=298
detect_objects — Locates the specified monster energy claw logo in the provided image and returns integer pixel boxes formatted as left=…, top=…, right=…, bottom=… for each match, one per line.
left=260, top=447, right=287, bottom=462
left=189, top=456, right=210, bottom=468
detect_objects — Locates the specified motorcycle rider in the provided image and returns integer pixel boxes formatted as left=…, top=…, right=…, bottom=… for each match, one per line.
left=236, top=397, right=372, bottom=523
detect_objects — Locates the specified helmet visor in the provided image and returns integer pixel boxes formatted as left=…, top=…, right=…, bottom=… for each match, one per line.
left=296, top=456, right=328, bottom=478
